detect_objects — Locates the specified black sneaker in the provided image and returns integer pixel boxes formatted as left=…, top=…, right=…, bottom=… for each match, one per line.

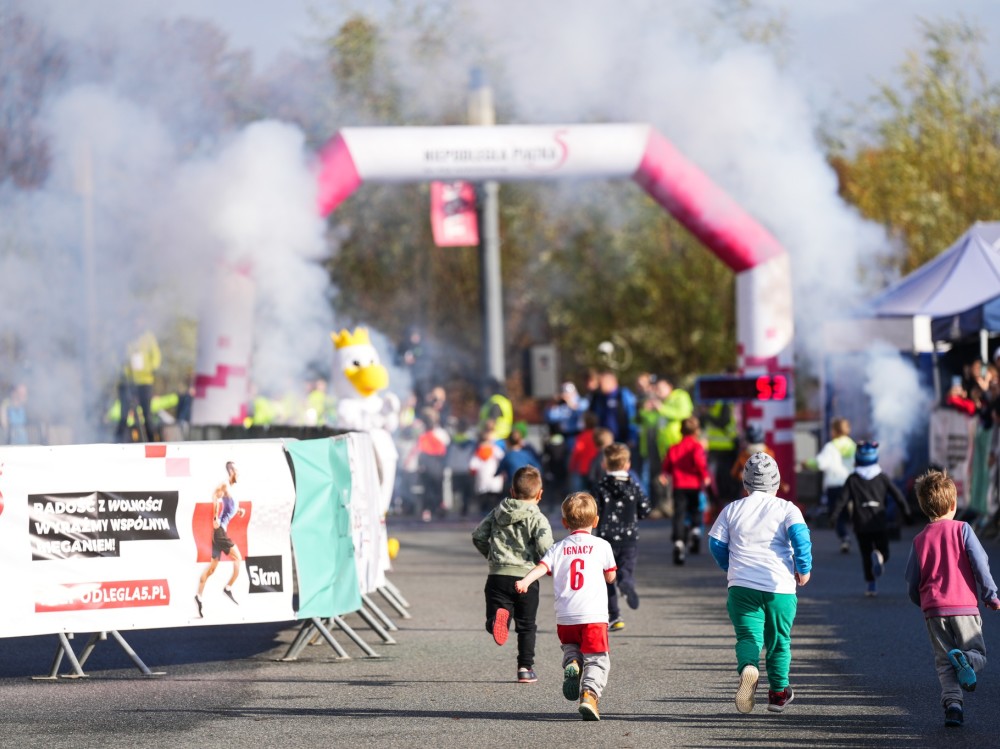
left=689, top=532, right=701, bottom=555
left=673, top=541, right=685, bottom=566
left=223, top=588, right=239, bottom=605
left=944, top=703, right=964, bottom=727
left=516, top=667, right=538, bottom=684
left=194, top=595, right=203, bottom=618
left=621, top=583, right=640, bottom=610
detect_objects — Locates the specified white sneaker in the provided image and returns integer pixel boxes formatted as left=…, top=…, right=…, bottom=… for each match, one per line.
left=735, top=664, right=759, bottom=713
left=871, top=550, right=884, bottom=578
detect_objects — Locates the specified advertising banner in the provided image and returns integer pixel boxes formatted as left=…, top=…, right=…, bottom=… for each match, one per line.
left=930, top=407, right=977, bottom=508
left=0, top=441, right=296, bottom=638
left=346, top=432, right=389, bottom=594
left=337, top=124, right=651, bottom=182
left=430, top=181, right=479, bottom=247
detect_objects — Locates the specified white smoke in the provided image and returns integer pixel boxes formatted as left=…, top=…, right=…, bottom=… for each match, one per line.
left=0, top=4, right=333, bottom=441
left=863, top=342, right=934, bottom=475
left=169, top=121, right=332, bottom=393
left=1, top=0, right=962, bottom=454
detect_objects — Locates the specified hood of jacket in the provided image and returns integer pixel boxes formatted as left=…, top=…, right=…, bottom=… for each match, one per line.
left=494, top=496, right=540, bottom=526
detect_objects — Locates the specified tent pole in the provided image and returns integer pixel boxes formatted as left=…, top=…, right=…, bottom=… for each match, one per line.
left=932, top=345, right=942, bottom=404
left=981, top=328, right=989, bottom=363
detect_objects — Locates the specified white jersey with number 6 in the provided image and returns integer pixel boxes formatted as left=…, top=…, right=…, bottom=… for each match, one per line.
left=540, top=530, right=618, bottom=625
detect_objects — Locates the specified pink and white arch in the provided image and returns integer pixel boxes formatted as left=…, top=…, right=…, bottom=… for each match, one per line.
left=319, top=124, right=797, bottom=486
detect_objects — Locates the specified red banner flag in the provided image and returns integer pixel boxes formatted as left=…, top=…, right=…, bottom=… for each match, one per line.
left=430, top=181, right=479, bottom=247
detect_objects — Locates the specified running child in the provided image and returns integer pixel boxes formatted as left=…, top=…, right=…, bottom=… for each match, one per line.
left=831, top=441, right=912, bottom=596
left=708, top=452, right=812, bottom=714
left=516, top=492, right=618, bottom=721
left=905, top=469, right=1000, bottom=727
left=472, top=466, right=553, bottom=683
left=593, top=442, right=652, bottom=631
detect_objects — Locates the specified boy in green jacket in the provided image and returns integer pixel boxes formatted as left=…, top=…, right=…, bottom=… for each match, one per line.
left=473, top=466, right=554, bottom=683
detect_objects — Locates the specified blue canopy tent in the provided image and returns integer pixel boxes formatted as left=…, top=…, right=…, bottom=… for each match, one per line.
left=865, top=223, right=1000, bottom=512
left=868, top=221, right=1000, bottom=357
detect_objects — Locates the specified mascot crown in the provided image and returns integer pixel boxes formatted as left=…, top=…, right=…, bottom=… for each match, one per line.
left=332, top=327, right=371, bottom=349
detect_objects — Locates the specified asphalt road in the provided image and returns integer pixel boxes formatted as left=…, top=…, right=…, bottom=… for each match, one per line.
left=1, top=515, right=998, bottom=748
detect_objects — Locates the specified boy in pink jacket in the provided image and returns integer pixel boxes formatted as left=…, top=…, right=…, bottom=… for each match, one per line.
left=905, top=469, right=1000, bottom=728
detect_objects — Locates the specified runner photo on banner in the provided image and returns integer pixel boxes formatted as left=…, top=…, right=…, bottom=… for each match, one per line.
left=0, top=441, right=296, bottom=638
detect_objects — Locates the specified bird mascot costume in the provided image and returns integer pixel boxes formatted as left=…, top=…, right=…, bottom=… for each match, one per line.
left=331, top=327, right=401, bottom=579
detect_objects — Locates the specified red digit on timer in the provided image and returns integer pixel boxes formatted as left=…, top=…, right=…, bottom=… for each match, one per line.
left=755, top=375, right=772, bottom=400
left=772, top=375, right=788, bottom=400
left=755, top=375, right=788, bottom=401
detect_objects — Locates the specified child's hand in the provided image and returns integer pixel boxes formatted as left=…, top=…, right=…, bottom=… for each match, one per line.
left=987, top=598, right=1000, bottom=611
left=513, top=580, right=529, bottom=594
left=795, top=571, right=811, bottom=587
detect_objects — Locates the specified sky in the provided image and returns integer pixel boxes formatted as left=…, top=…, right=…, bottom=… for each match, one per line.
left=25, top=0, right=1000, bottom=108
left=130, top=0, right=1000, bottom=112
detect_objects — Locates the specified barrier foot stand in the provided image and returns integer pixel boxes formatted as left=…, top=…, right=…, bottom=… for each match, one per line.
left=278, top=620, right=318, bottom=661
left=356, top=606, right=397, bottom=644
left=306, top=617, right=335, bottom=646
left=75, top=632, right=104, bottom=670
left=383, top=579, right=411, bottom=608
left=376, top=587, right=412, bottom=620
left=378, top=583, right=411, bottom=615
left=280, top=619, right=349, bottom=661
left=32, top=632, right=86, bottom=680
left=108, top=630, right=165, bottom=676
left=362, top=594, right=399, bottom=631
left=332, top=616, right=380, bottom=658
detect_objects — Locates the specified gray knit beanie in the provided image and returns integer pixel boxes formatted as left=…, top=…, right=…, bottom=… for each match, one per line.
left=743, top=451, right=781, bottom=493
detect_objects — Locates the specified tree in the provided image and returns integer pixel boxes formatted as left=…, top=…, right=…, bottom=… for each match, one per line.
left=0, top=6, right=65, bottom=188
left=320, top=9, right=740, bottom=405
left=830, top=18, right=1000, bottom=277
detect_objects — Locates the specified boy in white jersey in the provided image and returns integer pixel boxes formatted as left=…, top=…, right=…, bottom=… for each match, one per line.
left=708, top=452, right=812, bottom=714
left=516, top=492, right=617, bottom=721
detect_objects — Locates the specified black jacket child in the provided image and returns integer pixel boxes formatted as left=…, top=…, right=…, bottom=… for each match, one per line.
left=834, top=470, right=911, bottom=534
left=594, top=471, right=653, bottom=544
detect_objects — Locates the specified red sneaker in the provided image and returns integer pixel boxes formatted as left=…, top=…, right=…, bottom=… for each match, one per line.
left=767, top=686, right=795, bottom=713
left=492, top=609, right=510, bottom=646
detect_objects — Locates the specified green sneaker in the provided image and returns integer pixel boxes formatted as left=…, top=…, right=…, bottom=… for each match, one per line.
left=563, top=661, right=581, bottom=700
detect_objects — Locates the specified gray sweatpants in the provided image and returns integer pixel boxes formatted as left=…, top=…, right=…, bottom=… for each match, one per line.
left=925, top=615, right=987, bottom=707
left=561, top=644, right=610, bottom=698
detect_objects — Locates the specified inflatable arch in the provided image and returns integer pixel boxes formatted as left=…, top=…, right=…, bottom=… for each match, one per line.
left=194, top=124, right=796, bottom=490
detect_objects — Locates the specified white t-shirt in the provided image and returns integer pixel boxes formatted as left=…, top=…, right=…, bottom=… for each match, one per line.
left=708, top=491, right=804, bottom=595
left=469, top=446, right=505, bottom=495
left=540, top=530, right=618, bottom=625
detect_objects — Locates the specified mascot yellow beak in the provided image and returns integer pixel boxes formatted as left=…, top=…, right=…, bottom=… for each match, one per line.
left=343, top=362, right=389, bottom=398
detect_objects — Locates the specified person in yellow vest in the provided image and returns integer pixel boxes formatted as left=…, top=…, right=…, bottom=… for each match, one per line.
left=702, top=400, right=740, bottom=504
left=638, top=376, right=693, bottom=513
left=305, top=378, right=337, bottom=427
left=479, top=380, right=514, bottom=444
left=116, top=319, right=161, bottom=442
left=107, top=391, right=178, bottom=442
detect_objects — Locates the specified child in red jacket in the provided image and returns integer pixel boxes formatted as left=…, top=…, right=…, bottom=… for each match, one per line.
left=661, top=417, right=711, bottom=565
